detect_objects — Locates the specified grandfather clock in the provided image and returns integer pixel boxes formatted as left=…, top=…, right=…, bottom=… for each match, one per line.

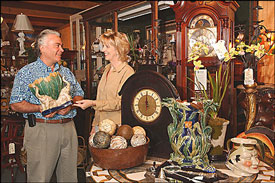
left=171, top=1, right=239, bottom=100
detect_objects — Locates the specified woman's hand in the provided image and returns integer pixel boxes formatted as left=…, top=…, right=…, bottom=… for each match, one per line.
left=73, top=100, right=95, bottom=110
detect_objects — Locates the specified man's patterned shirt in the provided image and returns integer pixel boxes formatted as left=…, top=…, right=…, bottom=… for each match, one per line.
left=10, top=58, right=84, bottom=120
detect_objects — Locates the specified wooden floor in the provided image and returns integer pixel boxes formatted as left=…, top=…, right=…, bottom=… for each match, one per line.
left=1, top=165, right=87, bottom=182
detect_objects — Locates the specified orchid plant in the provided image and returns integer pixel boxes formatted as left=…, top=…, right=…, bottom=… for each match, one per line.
left=187, top=41, right=231, bottom=120
left=224, top=32, right=274, bottom=70
left=187, top=28, right=274, bottom=120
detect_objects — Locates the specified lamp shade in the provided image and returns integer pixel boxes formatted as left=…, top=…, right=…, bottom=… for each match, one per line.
left=12, top=13, right=34, bottom=33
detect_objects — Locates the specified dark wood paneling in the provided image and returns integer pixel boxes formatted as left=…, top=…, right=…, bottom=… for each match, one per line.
left=1, top=1, right=106, bottom=31
left=81, top=1, right=141, bottom=21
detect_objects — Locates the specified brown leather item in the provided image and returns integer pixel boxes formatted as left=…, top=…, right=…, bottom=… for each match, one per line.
left=36, top=118, right=73, bottom=124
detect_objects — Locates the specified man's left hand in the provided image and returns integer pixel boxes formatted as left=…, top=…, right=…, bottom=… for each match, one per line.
left=57, top=105, right=72, bottom=115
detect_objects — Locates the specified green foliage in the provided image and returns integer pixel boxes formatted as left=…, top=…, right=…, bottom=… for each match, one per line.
left=207, top=61, right=230, bottom=119
left=188, top=41, right=231, bottom=120
left=23, top=47, right=37, bottom=63
left=127, top=33, right=138, bottom=61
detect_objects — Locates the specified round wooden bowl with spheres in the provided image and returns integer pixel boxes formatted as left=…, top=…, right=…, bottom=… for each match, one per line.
left=89, top=137, right=150, bottom=170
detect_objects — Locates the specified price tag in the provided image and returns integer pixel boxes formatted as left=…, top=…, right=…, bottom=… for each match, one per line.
left=195, top=69, right=207, bottom=90
left=9, top=143, right=15, bottom=154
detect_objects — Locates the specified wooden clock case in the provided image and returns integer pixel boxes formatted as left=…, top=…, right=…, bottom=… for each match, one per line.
left=119, top=70, right=179, bottom=158
left=171, top=1, right=239, bottom=100
left=171, top=1, right=239, bottom=136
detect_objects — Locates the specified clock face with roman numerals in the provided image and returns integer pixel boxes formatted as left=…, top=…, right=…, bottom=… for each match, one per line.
left=132, top=89, right=162, bottom=123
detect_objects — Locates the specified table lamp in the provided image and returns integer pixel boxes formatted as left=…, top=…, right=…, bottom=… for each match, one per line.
left=11, top=13, right=34, bottom=56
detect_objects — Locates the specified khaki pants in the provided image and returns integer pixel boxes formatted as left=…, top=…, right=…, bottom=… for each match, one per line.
left=24, top=120, right=78, bottom=182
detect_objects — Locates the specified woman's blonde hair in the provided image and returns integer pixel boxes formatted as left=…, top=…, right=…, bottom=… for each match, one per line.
left=99, top=30, right=130, bottom=62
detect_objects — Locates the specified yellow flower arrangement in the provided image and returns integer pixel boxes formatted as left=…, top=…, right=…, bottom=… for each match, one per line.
left=224, top=39, right=274, bottom=64
left=188, top=41, right=230, bottom=119
left=188, top=28, right=275, bottom=119
left=188, top=41, right=209, bottom=71
left=226, top=27, right=274, bottom=70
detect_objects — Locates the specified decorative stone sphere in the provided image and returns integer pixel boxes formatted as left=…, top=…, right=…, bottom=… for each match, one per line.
left=133, top=126, right=146, bottom=136
left=88, top=133, right=96, bottom=147
left=116, top=125, right=134, bottom=141
left=131, top=134, right=147, bottom=147
left=109, top=136, right=127, bottom=149
left=99, top=119, right=117, bottom=136
left=93, top=131, right=111, bottom=149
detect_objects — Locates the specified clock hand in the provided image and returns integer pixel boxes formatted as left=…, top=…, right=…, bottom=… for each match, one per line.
left=145, top=94, right=148, bottom=111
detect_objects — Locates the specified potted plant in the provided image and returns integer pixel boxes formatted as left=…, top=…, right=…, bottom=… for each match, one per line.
left=188, top=29, right=275, bottom=160
left=188, top=41, right=231, bottom=160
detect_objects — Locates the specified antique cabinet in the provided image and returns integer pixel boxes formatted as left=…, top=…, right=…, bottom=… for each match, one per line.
left=1, top=44, right=28, bottom=115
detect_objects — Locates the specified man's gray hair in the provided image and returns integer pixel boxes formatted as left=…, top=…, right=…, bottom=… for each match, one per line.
left=36, top=29, right=61, bottom=56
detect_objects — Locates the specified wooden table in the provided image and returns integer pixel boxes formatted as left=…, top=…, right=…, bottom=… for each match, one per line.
left=86, top=157, right=274, bottom=182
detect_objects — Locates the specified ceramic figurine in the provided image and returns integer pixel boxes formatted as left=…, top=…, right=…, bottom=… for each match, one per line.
left=17, top=32, right=26, bottom=56
left=226, top=137, right=259, bottom=176
left=29, top=72, right=73, bottom=116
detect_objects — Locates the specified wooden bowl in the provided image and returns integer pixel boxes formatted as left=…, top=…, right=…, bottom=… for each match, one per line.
left=89, top=137, right=150, bottom=170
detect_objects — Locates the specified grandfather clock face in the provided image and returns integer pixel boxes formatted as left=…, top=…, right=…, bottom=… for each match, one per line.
left=188, top=14, right=217, bottom=57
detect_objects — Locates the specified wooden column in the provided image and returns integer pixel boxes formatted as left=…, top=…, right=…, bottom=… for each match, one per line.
left=257, top=1, right=275, bottom=84
left=84, top=20, right=93, bottom=140
left=113, top=11, right=118, bottom=32
left=84, top=21, right=92, bottom=99
left=150, top=1, right=158, bottom=62
left=175, top=22, right=183, bottom=100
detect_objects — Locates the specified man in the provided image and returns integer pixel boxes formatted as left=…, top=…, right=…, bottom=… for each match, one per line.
left=10, top=29, right=84, bottom=182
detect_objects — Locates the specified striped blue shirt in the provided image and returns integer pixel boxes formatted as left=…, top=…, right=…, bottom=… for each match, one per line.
left=9, top=58, right=84, bottom=119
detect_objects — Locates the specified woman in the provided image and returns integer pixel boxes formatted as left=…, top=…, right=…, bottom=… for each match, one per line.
left=73, top=30, right=135, bottom=134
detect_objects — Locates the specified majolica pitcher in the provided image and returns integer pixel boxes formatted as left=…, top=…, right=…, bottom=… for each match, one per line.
left=162, top=98, right=216, bottom=173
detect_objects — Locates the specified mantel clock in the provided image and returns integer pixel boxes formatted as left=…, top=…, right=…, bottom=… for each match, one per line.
left=119, top=70, right=179, bottom=158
